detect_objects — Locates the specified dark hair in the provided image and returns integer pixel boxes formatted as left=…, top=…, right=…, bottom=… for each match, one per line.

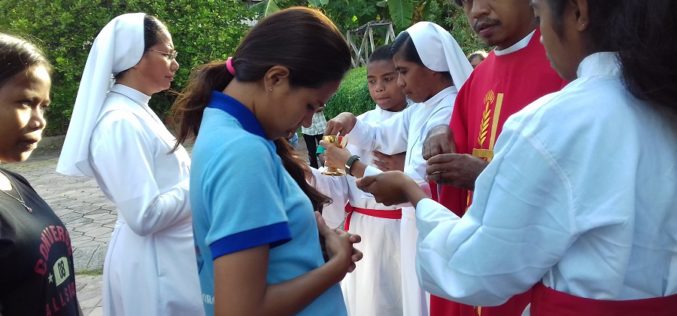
left=143, top=15, right=165, bottom=51
left=547, top=0, right=677, bottom=110
left=0, top=33, right=51, bottom=88
left=172, top=7, right=350, bottom=145
left=115, top=15, right=166, bottom=80
left=391, top=32, right=423, bottom=67
left=369, top=45, right=394, bottom=63
left=391, top=31, right=452, bottom=83
left=275, top=138, right=331, bottom=212
left=171, top=7, right=348, bottom=219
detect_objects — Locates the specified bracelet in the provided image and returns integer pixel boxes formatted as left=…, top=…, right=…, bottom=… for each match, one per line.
left=345, top=155, right=360, bottom=176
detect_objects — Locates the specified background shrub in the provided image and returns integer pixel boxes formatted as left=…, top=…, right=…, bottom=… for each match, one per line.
left=0, top=0, right=253, bottom=135
left=324, top=67, right=373, bottom=120
left=1, top=0, right=482, bottom=135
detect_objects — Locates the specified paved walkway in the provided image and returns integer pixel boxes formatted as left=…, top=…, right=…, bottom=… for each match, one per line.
left=3, top=137, right=113, bottom=315
left=2, top=135, right=311, bottom=315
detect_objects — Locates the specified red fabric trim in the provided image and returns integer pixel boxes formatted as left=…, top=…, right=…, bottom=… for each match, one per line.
left=532, top=283, right=677, bottom=316
left=343, top=204, right=402, bottom=231
left=430, top=289, right=531, bottom=316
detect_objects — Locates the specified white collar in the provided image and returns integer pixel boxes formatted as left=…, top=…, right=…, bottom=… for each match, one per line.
left=495, top=30, right=535, bottom=56
left=110, top=84, right=151, bottom=106
left=424, top=86, right=457, bottom=107
left=576, top=52, right=620, bottom=79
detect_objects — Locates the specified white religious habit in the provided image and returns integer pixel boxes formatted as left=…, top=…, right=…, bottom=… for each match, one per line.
left=346, top=21, right=472, bottom=316
left=56, top=14, right=203, bottom=316
left=414, top=53, right=677, bottom=313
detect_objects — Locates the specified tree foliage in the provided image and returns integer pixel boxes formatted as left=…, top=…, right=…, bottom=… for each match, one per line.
left=0, top=0, right=253, bottom=135
left=324, top=67, right=372, bottom=120
left=0, top=0, right=486, bottom=134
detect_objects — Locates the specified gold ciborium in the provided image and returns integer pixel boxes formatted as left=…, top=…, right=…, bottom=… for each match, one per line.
left=321, top=135, right=346, bottom=176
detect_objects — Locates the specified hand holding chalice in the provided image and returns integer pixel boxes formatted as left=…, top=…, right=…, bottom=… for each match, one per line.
left=320, top=134, right=348, bottom=176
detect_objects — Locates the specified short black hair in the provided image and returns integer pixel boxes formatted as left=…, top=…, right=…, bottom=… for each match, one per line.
left=0, top=33, right=51, bottom=88
left=369, top=45, right=394, bottom=63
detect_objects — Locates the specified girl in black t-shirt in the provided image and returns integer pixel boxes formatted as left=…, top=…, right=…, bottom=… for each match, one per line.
left=0, top=33, right=81, bottom=316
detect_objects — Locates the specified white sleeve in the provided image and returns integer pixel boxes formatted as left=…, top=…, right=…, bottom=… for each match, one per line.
left=310, top=168, right=350, bottom=229
left=347, top=109, right=410, bottom=155
left=90, top=112, right=191, bottom=236
left=363, top=165, right=383, bottom=177
left=415, top=126, right=576, bottom=307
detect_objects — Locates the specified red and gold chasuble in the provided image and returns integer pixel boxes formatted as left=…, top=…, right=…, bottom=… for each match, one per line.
left=430, top=28, right=567, bottom=316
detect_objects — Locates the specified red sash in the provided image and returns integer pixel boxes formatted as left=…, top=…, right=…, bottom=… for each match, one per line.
left=343, top=204, right=402, bottom=231
left=532, top=283, right=677, bottom=316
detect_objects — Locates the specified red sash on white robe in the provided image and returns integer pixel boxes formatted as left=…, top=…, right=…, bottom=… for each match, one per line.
left=532, top=283, right=677, bottom=316
left=343, top=204, right=402, bottom=231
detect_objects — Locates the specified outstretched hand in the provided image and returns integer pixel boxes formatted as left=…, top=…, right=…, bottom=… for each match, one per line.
left=315, top=212, right=362, bottom=273
left=325, top=112, right=357, bottom=136
left=356, top=171, right=426, bottom=206
left=422, top=125, right=456, bottom=160
left=425, top=153, right=488, bottom=190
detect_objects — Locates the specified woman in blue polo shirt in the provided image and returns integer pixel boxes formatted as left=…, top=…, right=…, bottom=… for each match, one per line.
left=172, top=7, right=361, bottom=316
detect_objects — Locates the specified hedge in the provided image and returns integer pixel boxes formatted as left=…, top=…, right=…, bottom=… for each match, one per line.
left=324, top=67, right=373, bottom=120
left=0, top=0, right=253, bottom=135
left=1, top=1, right=483, bottom=135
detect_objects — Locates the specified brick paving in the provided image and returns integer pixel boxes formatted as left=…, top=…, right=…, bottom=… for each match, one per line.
left=2, top=135, right=310, bottom=315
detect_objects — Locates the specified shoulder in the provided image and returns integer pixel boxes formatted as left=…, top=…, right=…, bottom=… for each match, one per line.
left=94, top=97, right=148, bottom=135
left=507, top=76, right=631, bottom=145
left=0, top=168, right=32, bottom=190
left=194, top=127, right=278, bottom=177
left=357, top=107, right=380, bottom=121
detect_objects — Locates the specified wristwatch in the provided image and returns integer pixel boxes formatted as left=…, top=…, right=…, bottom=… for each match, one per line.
left=345, top=155, right=360, bottom=176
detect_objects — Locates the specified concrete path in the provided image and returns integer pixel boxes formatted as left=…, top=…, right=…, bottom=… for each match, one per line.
left=3, top=136, right=113, bottom=315
left=2, top=135, right=311, bottom=315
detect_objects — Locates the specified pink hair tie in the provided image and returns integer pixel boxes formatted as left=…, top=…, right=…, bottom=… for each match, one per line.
left=226, top=57, right=236, bottom=76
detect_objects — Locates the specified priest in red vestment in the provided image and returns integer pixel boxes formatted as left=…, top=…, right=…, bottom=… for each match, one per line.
left=424, top=1, right=565, bottom=315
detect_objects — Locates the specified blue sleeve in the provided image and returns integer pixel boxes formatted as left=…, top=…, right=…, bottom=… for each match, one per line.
left=201, top=137, right=291, bottom=259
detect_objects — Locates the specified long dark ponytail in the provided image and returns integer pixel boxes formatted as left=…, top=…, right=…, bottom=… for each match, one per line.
left=172, top=6, right=350, bottom=147
left=172, top=7, right=350, bottom=213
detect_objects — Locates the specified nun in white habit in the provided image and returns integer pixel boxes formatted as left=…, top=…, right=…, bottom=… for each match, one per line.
left=56, top=13, right=203, bottom=316
left=323, top=21, right=472, bottom=316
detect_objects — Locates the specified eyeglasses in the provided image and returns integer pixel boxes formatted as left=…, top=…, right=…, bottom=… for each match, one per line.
left=148, top=49, right=178, bottom=61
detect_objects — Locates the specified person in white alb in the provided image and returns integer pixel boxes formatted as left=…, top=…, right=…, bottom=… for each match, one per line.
left=356, top=1, right=677, bottom=315
left=56, top=13, right=203, bottom=315
left=312, top=45, right=408, bottom=316
left=324, top=21, right=472, bottom=316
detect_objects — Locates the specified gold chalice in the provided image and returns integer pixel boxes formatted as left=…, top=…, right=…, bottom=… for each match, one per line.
left=321, top=134, right=346, bottom=176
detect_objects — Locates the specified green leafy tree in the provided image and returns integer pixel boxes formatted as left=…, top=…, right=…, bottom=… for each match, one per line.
left=1, top=0, right=253, bottom=135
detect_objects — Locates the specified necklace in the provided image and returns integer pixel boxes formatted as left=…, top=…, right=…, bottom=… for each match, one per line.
left=0, top=170, right=33, bottom=213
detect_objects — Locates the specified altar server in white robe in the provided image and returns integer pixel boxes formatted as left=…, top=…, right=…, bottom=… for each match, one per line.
left=313, top=45, right=408, bottom=316
left=324, top=21, right=472, bottom=316
left=356, top=1, right=677, bottom=315
left=56, top=13, right=203, bottom=316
